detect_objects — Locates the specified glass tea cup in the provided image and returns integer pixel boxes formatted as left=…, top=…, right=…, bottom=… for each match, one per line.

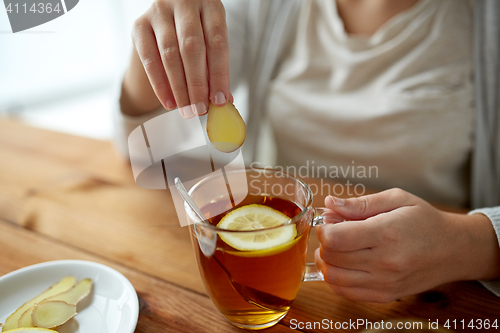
left=186, top=168, right=333, bottom=330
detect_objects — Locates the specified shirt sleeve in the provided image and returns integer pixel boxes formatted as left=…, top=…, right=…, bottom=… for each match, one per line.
left=468, top=207, right=500, bottom=296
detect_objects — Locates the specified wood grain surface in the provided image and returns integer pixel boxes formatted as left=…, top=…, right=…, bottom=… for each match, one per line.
left=0, top=119, right=499, bottom=332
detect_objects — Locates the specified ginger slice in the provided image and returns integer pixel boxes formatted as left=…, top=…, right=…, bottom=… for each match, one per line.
left=2, top=276, right=77, bottom=331
left=16, top=279, right=93, bottom=329
left=17, top=309, right=35, bottom=328
left=207, top=102, right=246, bottom=153
left=31, top=301, right=76, bottom=329
left=45, top=278, right=92, bottom=305
left=2, top=329, right=59, bottom=333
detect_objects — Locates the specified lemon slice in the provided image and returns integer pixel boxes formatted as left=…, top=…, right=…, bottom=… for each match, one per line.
left=224, top=236, right=302, bottom=257
left=2, top=329, right=59, bottom=333
left=217, top=204, right=296, bottom=252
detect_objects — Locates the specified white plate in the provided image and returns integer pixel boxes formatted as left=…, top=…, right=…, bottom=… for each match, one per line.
left=0, top=260, right=139, bottom=333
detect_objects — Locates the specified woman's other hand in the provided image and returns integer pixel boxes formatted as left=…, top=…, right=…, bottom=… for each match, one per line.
left=123, top=0, right=232, bottom=118
left=315, top=188, right=500, bottom=303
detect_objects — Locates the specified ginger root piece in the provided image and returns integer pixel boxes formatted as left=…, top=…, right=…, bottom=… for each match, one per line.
left=45, top=278, right=92, bottom=305
left=2, top=328, right=59, bottom=333
left=17, top=309, right=35, bottom=329
left=31, top=301, right=76, bottom=329
left=207, top=102, right=246, bottom=153
left=16, top=278, right=93, bottom=329
left=2, top=276, right=77, bottom=331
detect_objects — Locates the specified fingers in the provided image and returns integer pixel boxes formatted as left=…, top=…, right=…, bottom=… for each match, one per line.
left=133, top=0, right=230, bottom=118
left=319, top=245, right=372, bottom=270
left=325, top=188, right=415, bottom=220
left=315, top=249, right=398, bottom=302
left=318, top=208, right=346, bottom=224
left=132, top=17, right=176, bottom=111
left=201, top=1, right=230, bottom=106
left=174, top=3, right=209, bottom=115
left=316, top=220, right=379, bottom=252
left=152, top=8, right=196, bottom=118
left=315, top=249, right=372, bottom=288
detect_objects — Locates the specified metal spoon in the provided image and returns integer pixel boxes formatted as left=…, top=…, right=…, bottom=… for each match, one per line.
left=174, top=177, right=208, bottom=224
left=174, top=177, right=216, bottom=256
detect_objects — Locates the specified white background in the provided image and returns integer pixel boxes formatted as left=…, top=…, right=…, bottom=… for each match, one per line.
left=0, top=0, right=152, bottom=139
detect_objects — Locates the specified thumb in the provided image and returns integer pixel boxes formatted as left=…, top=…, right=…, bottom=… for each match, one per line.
left=324, top=188, right=414, bottom=220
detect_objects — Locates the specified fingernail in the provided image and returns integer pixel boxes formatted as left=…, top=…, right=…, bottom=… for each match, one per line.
left=329, top=195, right=345, bottom=207
left=195, top=102, right=207, bottom=115
left=165, top=99, right=176, bottom=110
left=214, top=91, right=226, bottom=105
left=180, top=105, right=195, bottom=118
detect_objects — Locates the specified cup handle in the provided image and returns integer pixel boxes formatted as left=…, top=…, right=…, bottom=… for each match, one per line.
left=303, top=207, right=341, bottom=282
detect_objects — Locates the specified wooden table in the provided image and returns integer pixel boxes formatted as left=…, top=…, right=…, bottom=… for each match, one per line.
left=0, top=119, right=499, bottom=332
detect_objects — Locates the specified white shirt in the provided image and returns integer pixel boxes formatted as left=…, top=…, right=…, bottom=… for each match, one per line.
left=266, top=0, right=474, bottom=206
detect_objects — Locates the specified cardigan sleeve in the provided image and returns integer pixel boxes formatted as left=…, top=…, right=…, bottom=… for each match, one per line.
left=221, top=0, right=251, bottom=92
left=468, top=207, right=500, bottom=296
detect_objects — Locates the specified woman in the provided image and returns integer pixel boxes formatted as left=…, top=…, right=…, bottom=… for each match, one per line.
left=117, top=0, right=500, bottom=302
